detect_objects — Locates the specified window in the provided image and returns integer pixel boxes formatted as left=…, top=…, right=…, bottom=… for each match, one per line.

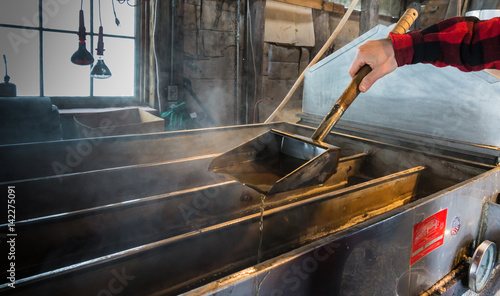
left=0, top=0, right=137, bottom=97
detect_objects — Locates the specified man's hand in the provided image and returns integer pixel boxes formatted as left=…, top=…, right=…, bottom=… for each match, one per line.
left=348, top=39, right=398, bottom=92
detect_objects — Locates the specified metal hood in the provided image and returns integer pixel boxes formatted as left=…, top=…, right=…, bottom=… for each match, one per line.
left=301, top=24, right=500, bottom=160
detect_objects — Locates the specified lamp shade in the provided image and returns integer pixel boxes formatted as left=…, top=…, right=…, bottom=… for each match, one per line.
left=90, top=57, right=112, bottom=79
left=90, top=26, right=111, bottom=79
left=71, top=42, right=94, bottom=65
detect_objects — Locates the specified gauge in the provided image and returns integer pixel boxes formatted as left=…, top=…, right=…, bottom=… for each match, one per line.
left=468, top=240, right=497, bottom=292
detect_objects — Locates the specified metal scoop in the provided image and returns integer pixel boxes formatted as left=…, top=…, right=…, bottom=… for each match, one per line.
left=209, top=129, right=341, bottom=195
left=209, top=8, right=418, bottom=195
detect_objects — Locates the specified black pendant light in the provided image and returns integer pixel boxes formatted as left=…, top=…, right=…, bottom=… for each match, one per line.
left=71, top=0, right=94, bottom=66
left=91, top=0, right=111, bottom=79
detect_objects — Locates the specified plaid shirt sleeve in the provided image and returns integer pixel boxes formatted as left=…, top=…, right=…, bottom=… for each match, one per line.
left=389, top=16, right=500, bottom=71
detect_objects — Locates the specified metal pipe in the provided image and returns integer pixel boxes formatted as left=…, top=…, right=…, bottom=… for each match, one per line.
left=39, top=0, right=44, bottom=96
left=134, top=0, right=141, bottom=99
left=153, top=0, right=162, bottom=112
left=170, top=0, right=175, bottom=85
left=90, top=0, right=94, bottom=96
left=234, top=0, right=241, bottom=125
left=419, top=262, right=468, bottom=296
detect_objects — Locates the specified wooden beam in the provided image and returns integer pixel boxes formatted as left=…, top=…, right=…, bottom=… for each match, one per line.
left=154, top=0, right=184, bottom=112
left=312, top=10, right=332, bottom=58
left=274, top=0, right=345, bottom=14
left=360, top=0, right=379, bottom=34
left=242, top=0, right=266, bottom=124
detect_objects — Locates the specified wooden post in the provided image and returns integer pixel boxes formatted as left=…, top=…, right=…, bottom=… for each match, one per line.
left=154, top=0, right=184, bottom=112
left=360, top=0, right=379, bottom=35
left=242, top=0, right=266, bottom=124
left=173, top=0, right=184, bottom=104
left=312, top=10, right=332, bottom=58
left=445, top=0, right=461, bottom=18
left=139, top=1, right=157, bottom=108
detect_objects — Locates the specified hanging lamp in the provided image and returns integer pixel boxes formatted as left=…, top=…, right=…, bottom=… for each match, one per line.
left=91, top=0, right=112, bottom=79
left=71, top=0, right=94, bottom=65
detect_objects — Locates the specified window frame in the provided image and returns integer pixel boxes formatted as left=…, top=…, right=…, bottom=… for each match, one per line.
left=0, top=0, right=140, bottom=100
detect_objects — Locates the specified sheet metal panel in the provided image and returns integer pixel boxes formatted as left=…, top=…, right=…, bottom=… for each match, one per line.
left=0, top=123, right=292, bottom=181
left=481, top=202, right=500, bottom=261
left=0, top=167, right=425, bottom=295
left=185, top=168, right=500, bottom=296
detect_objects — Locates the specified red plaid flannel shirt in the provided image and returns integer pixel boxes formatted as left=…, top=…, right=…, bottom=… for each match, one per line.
left=390, top=16, right=500, bottom=71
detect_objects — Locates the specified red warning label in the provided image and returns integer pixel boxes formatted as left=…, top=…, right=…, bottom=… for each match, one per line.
left=410, top=209, right=447, bottom=265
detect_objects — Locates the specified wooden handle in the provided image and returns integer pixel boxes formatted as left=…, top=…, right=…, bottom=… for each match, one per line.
left=311, top=8, right=418, bottom=142
left=390, top=8, right=418, bottom=35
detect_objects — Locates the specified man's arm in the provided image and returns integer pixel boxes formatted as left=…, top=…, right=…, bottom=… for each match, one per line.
left=391, top=16, right=500, bottom=71
left=349, top=16, right=500, bottom=92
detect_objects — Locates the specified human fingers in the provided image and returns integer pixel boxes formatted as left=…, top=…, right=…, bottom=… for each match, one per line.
left=348, top=54, right=366, bottom=79
left=359, top=67, right=386, bottom=92
left=348, top=40, right=380, bottom=78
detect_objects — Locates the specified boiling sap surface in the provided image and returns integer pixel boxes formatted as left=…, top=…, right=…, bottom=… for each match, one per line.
left=213, top=153, right=307, bottom=193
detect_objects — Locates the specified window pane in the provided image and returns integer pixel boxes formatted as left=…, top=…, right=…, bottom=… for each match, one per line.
left=0, top=0, right=39, bottom=27
left=43, top=0, right=91, bottom=34
left=0, top=27, right=40, bottom=96
left=93, top=36, right=134, bottom=96
left=44, top=31, right=90, bottom=96
left=94, top=0, right=135, bottom=37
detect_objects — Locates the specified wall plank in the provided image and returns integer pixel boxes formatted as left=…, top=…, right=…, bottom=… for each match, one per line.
left=274, top=0, right=345, bottom=14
